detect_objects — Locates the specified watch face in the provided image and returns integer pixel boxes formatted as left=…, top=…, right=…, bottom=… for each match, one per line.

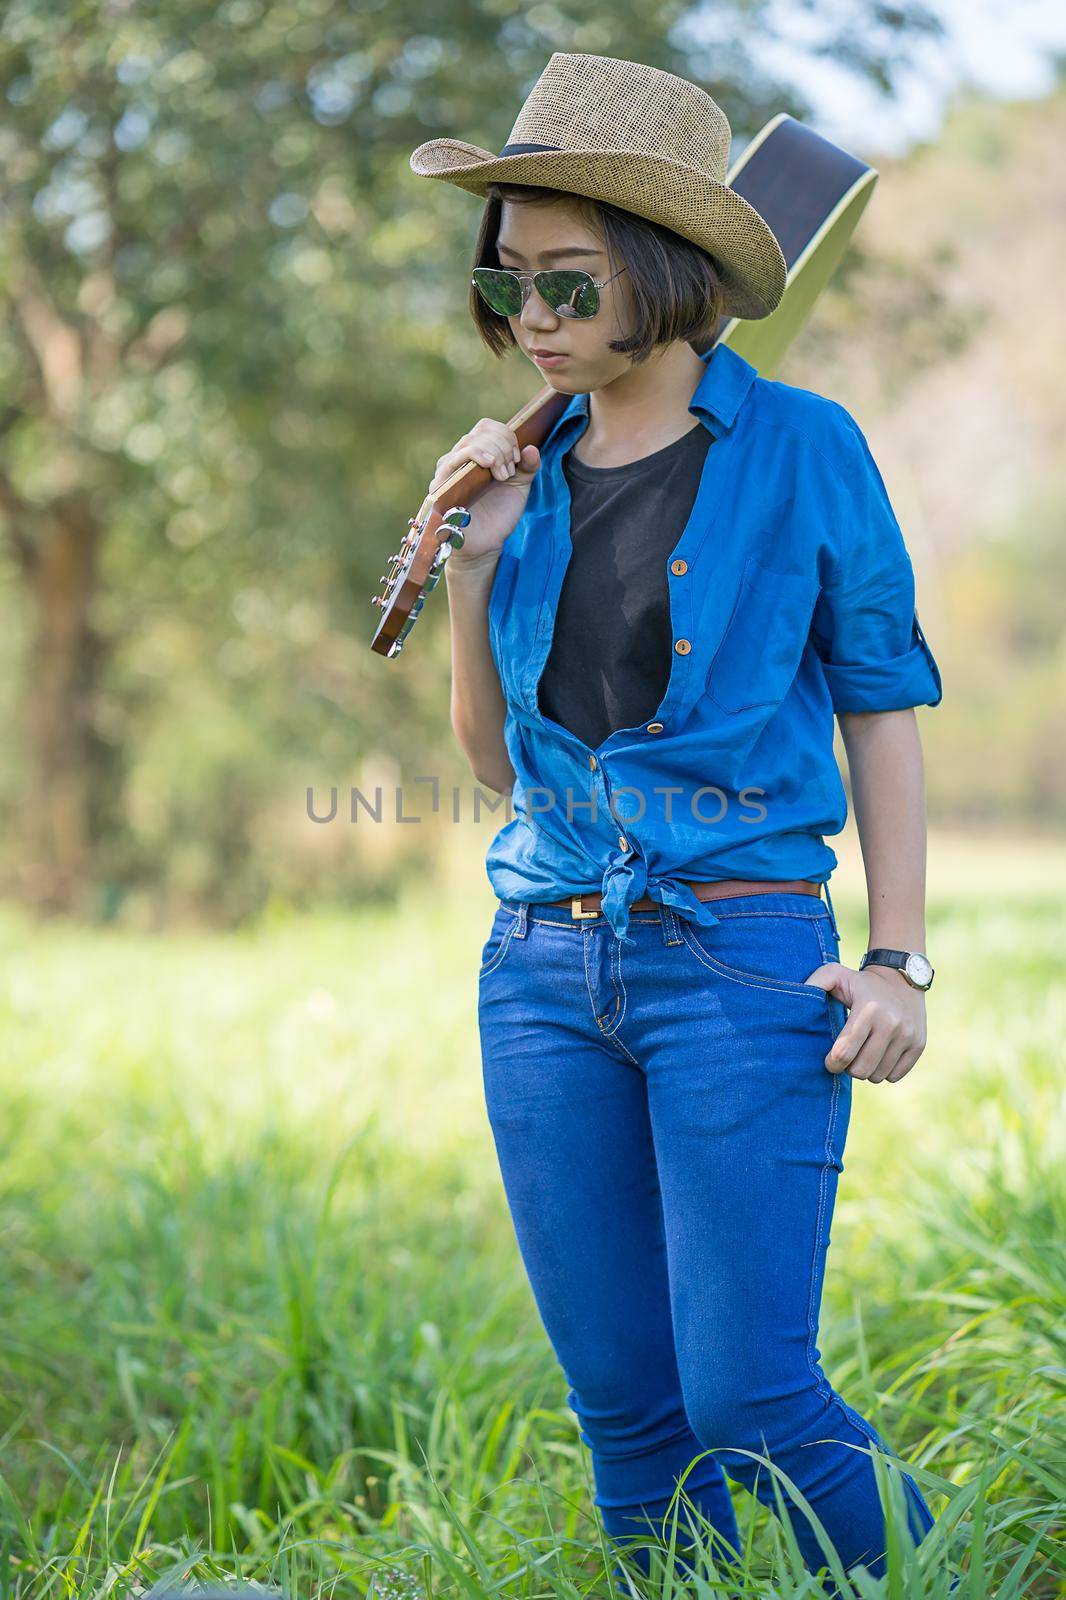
left=905, top=953, right=934, bottom=988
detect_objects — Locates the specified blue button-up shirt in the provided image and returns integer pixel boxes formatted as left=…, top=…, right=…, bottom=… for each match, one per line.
left=483, top=342, right=943, bottom=945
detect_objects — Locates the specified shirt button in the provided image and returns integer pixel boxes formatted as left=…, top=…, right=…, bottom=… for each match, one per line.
left=674, top=638, right=692, bottom=655
left=646, top=722, right=664, bottom=733
left=588, top=754, right=598, bottom=769
left=617, top=834, right=629, bottom=851
left=671, top=559, right=688, bottom=575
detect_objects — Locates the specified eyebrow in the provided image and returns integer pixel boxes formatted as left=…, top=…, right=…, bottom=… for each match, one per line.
left=496, top=243, right=604, bottom=263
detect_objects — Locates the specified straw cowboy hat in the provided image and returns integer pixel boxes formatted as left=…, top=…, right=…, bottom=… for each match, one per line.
left=409, top=51, right=787, bottom=321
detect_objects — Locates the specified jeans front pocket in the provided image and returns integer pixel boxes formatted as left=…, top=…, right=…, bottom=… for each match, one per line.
left=677, top=900, right=833, bottom=1004
left=478, top=904, right=521, bottom=979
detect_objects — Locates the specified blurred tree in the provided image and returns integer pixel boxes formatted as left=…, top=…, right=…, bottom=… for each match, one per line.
left=0, top=0, right=943, bottom=916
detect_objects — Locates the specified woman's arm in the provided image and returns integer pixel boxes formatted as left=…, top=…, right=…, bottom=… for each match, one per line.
left=444, top=549, right=515, bottom=794
left=808, top=707, right=932, bottom=1084
left=426, top=420, right=541, bottom=796
left=840, top=707, right=928, bottom=955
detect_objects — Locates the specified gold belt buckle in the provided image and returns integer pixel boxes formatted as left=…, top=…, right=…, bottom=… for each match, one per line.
left=571, top=895, right=600, bottom=920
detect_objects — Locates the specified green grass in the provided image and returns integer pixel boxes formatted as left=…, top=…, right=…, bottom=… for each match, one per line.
left=0, top=860, right=1062, bottom=1597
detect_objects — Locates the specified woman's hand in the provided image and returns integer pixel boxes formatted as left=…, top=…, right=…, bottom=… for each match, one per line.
left=803, top=961, right=928, bottom=1082
left=428, top=418, right=542, bottom=564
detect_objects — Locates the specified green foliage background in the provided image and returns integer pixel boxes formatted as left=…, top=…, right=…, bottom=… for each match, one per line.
left=8, top=2, right=1057, bottom=929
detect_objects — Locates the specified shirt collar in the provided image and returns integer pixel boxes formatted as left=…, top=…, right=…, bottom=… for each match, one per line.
left=547, top=341, right=758, bottom=452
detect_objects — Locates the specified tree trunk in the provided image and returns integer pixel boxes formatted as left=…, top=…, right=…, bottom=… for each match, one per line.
left=19, top=498, right=101, bottom=914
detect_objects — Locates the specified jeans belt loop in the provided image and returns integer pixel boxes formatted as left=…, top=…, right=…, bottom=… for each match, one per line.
left=820, top=879, right=840, bottom=941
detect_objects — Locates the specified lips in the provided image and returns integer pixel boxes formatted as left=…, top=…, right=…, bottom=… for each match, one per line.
left=529, top=348, right=565, bottom=357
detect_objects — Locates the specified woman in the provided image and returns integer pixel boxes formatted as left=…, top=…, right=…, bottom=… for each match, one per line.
left=410, top=53, right=942, bottom=1593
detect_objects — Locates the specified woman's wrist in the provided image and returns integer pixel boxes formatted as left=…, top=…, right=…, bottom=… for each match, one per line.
left=445, top=547, right=501, bottom=581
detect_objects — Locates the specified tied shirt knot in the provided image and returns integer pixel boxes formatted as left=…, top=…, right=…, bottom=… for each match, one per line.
left=599, top=854, right=722, bottom=946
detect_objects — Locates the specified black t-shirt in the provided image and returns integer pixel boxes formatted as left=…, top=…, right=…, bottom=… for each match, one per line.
left=536, top=421, right=713, bottom=750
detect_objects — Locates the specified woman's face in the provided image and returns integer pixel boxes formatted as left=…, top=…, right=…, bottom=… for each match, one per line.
left=495, top=198, right=636, bottom=391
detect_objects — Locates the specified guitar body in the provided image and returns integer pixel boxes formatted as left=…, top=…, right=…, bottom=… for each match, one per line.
left=710, top=112, right=877, bottom=373
left=371, top=113, right=876, bottom=658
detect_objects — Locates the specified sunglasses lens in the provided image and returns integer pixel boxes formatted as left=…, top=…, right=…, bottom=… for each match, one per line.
left=537, top=270, right=599, bottom=318
left=471, top=268, right=523, bottom=316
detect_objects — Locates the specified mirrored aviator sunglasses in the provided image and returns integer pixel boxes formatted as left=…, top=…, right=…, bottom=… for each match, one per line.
left=471, top=265, right=625, bottom=320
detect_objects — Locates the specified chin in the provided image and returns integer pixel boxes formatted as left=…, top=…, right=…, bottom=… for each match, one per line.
left=529, top=366, right=581, bottom=392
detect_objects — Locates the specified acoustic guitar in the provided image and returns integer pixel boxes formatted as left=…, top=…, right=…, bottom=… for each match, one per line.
left=370, top=113, right=876, bottom=659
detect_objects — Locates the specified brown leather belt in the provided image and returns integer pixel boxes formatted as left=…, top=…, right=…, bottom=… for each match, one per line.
left=553, top=877, right=823, bottom=921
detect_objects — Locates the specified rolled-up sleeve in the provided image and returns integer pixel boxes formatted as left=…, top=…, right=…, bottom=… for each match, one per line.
left=809, top=416, right=943, bottom=713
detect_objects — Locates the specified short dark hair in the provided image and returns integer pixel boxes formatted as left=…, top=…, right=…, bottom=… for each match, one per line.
left=469, top=183, right=727, bottom=365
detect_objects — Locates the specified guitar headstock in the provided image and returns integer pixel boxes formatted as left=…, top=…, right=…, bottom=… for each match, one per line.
left=369, top=384, right=572, bottom=658
left=370, top=497, right=474, bottom=659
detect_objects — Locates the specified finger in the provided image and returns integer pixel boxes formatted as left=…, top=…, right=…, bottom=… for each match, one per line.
left=830, top=1005, right=885, bottom=1078
left=471, top=437, right=519, bottom=477
left=862, top=1021, right=901, bottom=1083
left=846, top=1028, right=898, bottom=1081
left=825, top=1007, right=872, bottom=1075
left=867, top=1029, right=912, bottom=1083
left=478, top=422, right=522, bottom=462
left=430, top=448, right=485, bottom=490
left=483, top=443, right=519, bottom=475
left=884, top=1043, right=922, bottom=1083
left=469, top=423, right=521, bottom=464
left=459, top=442, right=513, bottom=478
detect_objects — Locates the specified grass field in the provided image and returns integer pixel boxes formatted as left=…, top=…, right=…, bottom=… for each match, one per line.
left=0, top=829, right=1063, bottom=1597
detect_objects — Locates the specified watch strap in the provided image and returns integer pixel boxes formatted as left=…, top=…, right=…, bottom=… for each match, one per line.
left=860, top=948, right=908, bottom=972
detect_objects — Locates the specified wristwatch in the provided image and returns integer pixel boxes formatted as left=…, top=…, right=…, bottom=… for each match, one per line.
left=859, top=948, right=935, bottom=990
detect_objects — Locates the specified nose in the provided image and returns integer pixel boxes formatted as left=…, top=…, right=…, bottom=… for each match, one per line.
left=517, top=279, right=560, bottom=335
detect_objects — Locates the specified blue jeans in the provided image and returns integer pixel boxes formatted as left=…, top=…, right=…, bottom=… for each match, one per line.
left=476, top=889, right=935, bottom=1589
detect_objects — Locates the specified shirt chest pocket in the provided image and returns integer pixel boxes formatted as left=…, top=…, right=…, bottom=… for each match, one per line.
left=706, top=556, right=821, bottom=714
